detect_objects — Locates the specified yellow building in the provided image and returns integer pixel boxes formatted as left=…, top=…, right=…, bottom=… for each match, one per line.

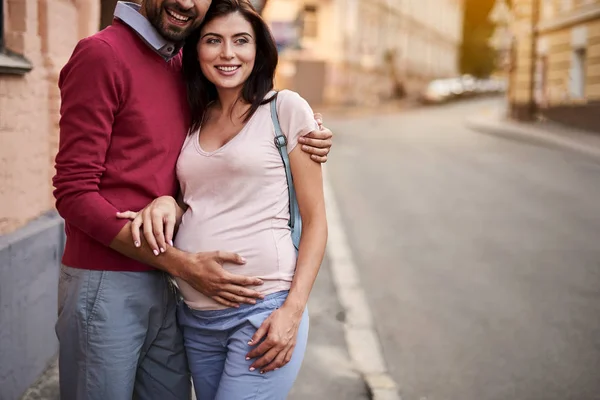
left=510, top=0, right=600, bottom=132
left=263, top=0, right=464, bottom=106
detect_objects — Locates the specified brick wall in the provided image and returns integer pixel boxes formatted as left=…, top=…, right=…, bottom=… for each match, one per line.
left=0, top=1, right=100, bottom=398
left=0, top=0, right=100, bottom=235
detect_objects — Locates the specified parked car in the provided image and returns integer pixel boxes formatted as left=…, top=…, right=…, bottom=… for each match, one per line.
left=419, top=76, right=507, bottom=104
left=419, top=79, right=453, bottom=104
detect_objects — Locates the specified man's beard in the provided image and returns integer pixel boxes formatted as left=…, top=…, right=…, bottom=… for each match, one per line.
left=146, top=4, right=200, bottom=42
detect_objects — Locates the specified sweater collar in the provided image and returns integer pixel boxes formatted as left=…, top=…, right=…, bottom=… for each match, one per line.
left=114, top=1, right=180, bottom=60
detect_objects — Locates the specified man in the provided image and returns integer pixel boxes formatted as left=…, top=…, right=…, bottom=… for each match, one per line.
left=52, top=1, right=333, bottom=399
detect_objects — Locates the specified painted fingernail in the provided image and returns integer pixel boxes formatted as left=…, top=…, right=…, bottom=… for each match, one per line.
left=134, top=241, right=140, bottom=248
left=241, top=257, right=247, bottom=263
left=249, top=367, right=255, bottom=371
left=248, top=341, right=253, bottom=345
left=160, top=247, right=166, bottom=253
left=246, top=357, right=250, bottom=360
left=260, top=371, right=265, bottom=375
left=153, top=249, right=159, bottom=256
left=169, top=240, right=174, bottom=246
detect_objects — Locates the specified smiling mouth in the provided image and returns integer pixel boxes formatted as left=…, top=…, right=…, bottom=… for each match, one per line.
left=165, top=9, right=192, bottom=23
left=216, top=66, right=241, bottom=72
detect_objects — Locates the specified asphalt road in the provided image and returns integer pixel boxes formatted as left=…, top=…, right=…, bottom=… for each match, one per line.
left=326, top=98, right=600, bottom=400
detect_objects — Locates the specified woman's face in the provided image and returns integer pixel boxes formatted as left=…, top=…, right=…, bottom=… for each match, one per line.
left=198, top=12, right=256, bottom=92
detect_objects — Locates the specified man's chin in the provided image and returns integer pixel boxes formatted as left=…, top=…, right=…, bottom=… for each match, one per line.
left=158, top=25, right=189, bottom=42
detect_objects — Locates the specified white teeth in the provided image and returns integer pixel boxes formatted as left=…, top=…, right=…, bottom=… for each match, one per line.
left=166, top=9, right=190, bottom=22
left=217, top=66, right=240, bottom=72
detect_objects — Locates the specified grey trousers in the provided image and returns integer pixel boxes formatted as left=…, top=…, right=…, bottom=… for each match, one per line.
left=55, top=265, right=191, bottom=400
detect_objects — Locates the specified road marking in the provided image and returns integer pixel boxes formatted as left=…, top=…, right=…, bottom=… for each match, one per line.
left=323, top=166, right=401, bottom=400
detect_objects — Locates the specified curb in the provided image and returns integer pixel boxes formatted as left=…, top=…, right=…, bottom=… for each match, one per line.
left=323, top=167, right=401, bottom=400
left=465, top=116, right=600, bottom=160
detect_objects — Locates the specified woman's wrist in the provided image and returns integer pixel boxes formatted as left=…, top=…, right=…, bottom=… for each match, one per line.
left=282, top=295, right=307, bottom=314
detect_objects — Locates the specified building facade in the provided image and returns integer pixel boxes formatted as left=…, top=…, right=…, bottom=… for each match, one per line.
left=509, top=0, right=600, bottom=132
left=263, top=0, right=464, bottom=106
left=0, top=0, right=101, bottom=398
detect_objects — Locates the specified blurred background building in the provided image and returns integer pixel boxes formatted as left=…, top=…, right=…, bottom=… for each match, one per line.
left=509, top=0, right=600, bottom=132
left=263, top=0, right=464, bottom=106
left=0, top=1, right=99, bottom=398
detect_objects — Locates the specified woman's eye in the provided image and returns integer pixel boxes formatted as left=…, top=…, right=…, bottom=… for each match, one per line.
left=206, top=38, right=220, bottom=44
left=235, top=38, right=249, bottom=45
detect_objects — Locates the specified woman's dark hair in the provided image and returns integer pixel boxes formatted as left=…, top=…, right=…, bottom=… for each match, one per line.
left=182, top=0, right=279, bottom=131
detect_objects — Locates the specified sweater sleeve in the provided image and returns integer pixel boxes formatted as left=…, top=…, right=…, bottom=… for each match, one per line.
left=276, top=90, right=320, bottom=154
left=52, top=37, right=128, bottom=246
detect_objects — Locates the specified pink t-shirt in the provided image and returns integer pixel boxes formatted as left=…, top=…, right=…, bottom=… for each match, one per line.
left=174, top=90, right=318, bottom=310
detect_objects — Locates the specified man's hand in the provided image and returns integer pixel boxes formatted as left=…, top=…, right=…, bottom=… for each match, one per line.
left=298, top=113, right=333, bottom=163
left=110, top=218, right=265, bottom=308
left=178, top=251, right=265, bottom=308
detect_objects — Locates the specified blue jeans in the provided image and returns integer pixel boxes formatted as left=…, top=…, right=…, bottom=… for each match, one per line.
left=177, top=291, right=309, bottom=400
left=55, top=265, right=190, bottom=400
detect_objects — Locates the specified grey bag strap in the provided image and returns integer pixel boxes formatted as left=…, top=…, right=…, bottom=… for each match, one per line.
left=270, top=94, right=297, bottom=230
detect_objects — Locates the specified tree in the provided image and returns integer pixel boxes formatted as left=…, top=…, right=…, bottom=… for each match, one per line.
left=460, top=0, right=498, bottom=77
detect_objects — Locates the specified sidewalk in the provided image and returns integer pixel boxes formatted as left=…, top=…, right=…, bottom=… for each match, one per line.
left=465, top=110, right=600, bottom=159
left=19, top=257, right=368, bottom=400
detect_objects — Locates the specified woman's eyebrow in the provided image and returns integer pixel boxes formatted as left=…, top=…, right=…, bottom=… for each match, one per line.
left=201, top=32, right=222, bottom=38
left=201, top=32, right=253, bottom=38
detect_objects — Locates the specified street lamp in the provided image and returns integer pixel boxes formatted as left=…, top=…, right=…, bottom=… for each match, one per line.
left=529, top=0, right=540, bottom=120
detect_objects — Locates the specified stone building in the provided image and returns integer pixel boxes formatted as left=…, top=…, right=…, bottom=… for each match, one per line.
left=263, top=0, right=464, bottom=106
left=0, top=0, right=101, bottom=398
left=509, top=0, right=600, bottom=132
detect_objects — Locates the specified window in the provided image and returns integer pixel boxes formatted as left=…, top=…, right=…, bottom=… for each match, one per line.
left=0, top=0, right=33, bottom=75
left=570, top=47, right=586, bottom=99
left=301, top=5, right=318, bottom=39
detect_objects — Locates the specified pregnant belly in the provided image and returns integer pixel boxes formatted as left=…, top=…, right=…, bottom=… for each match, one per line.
left=174, top=221, right=296, bottom=280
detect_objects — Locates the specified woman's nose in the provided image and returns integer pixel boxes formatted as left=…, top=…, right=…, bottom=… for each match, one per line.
left=221, top=44, right=234, bottom=59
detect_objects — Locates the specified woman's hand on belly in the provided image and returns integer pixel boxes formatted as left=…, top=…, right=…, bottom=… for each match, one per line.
left=117, top=195, right=185, bottom=255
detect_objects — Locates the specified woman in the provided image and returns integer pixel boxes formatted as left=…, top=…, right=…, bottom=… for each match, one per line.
left=120, top=0, right=327, bottom=398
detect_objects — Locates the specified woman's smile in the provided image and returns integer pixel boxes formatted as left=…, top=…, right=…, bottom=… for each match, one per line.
left=215, top=65, right=242, bottom=76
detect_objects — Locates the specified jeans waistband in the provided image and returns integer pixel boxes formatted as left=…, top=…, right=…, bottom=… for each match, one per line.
left=183, top=290, right=289, bottom=320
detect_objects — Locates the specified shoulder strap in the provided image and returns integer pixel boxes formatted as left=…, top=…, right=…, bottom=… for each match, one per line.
left=270, top=94, right=297, bottom=230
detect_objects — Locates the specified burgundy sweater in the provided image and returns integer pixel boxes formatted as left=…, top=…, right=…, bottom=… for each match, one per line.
left=53, top=20, right=189, bottom=271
